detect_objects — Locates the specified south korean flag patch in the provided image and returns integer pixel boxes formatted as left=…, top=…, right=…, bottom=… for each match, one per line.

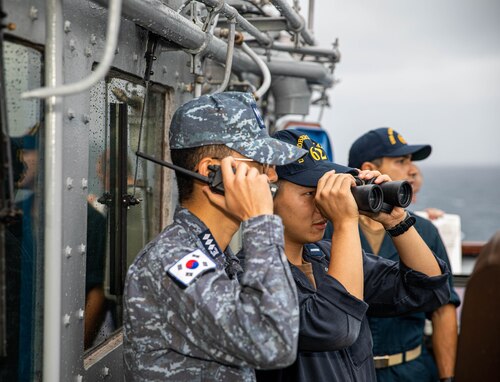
left=167, top=249, right=216, bottom=288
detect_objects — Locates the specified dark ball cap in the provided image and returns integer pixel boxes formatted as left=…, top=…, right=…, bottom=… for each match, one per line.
left=273, top=129, right=358, bottom=187
left=348, top=127, right=432, bottom=168
left=169, top=91, right=306, bottom=165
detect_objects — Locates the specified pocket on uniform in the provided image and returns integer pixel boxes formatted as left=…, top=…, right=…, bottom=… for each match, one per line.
left=346, top=319, right=373, bottom=368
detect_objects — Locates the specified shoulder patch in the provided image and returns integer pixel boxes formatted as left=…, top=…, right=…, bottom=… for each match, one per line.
left=167, top=249, right=216, bottom=287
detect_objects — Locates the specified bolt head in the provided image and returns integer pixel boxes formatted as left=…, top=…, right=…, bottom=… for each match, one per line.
left=29, top=6, right=38, bottom=21
left=102, top=367, right=110, bottom=376
left=64, top=20, right=71, bottom=33
left=79, top=243, right=86, bottom=255
left=64, top=245, right=72, bottom=258
left=63, top=314, right=71, bottom=326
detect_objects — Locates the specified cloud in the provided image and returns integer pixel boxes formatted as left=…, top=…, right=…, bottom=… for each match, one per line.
left=298, top=0, right=500, bottom=166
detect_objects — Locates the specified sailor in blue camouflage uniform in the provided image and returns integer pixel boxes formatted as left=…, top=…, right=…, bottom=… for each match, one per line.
left=123, top=92, right=306, bottom=381
left=256, top=129, right=451, bottom=382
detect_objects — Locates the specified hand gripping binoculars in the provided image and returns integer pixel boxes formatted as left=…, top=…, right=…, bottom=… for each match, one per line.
left=351, top=177, right=413, bottom=213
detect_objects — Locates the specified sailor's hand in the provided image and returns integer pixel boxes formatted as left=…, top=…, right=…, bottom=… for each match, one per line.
left=355, top=169, right=386, bottom=183
left=371, top=206, right=408, bottom=229
left=356, top=170, right=394, bottom=186
left=315, top=170, right=359, bottom=224
left=357, top=172, right=407, bottom=226
left=425, top=207, right=445, bottom=220
left=203, top=156, right=273, bottom=221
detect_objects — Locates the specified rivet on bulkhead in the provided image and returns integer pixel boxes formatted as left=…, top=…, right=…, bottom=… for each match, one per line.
left=64, top=20, right=71, bottom=33
left=79, top=243, right=86, bottom=255
left=66, top=177, right=73, bottom=189
left=63, top=314, right=71, bottom=327
left=64, top=245, right=72, bottom=258
left=90, top=34, right=97, bottom=45
left=81, top=178, right=88, bottom=189
left=29, top=6, right=38, bottom=21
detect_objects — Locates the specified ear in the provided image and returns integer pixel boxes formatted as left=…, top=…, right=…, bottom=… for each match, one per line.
left=197, top=156, right=219, bottom=177
left=360, top=161, right=378, bottom=171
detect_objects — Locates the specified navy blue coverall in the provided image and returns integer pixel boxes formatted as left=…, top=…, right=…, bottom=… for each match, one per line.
left=364, top=214, right=461, bottom=382
left=256, top=241, right=451, bottom=382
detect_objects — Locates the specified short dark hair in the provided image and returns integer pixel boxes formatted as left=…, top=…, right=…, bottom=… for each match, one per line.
left=171, top=144, right=233, bottom=203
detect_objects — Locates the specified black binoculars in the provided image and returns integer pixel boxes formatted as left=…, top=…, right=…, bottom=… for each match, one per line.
left=351, top=177, right=413, bottom=213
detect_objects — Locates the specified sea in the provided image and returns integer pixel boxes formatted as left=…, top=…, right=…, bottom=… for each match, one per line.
left=411, top=164, right=500, bottom=243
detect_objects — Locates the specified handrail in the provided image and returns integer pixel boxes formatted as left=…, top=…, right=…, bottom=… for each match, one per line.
left=462, top=241, right=486, bottom=257
left=241, top=42, right=271, bottom=100
left=271, top=42, right=340, bottom=62
left=42, top=0, right=63, bottom=380
left=21, top=0, right=122, bottom=99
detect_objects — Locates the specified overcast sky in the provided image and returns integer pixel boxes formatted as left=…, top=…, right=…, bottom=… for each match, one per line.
left=298, top=0, right=500, bottom=167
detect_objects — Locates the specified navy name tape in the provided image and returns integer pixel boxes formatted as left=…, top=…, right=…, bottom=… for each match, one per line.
left=198, top=229, right=223, bottom=258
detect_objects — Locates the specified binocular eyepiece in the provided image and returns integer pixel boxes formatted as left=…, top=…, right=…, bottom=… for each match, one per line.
left=351, top=177, right=413, bottom=213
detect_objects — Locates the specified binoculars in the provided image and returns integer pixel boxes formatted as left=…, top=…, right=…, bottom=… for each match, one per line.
left=351, top=177, right=413, bottom=213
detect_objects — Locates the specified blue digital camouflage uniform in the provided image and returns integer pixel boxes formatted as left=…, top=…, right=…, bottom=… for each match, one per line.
left=256, top=240, right=451, bottom=382
left=123, top=207, right=300, bottom=381
left=124, top=92, right=305, bottom=381
left=364, top=214, right=461, bottom=382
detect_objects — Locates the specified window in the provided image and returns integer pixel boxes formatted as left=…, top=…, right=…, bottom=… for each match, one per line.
left=85, top=75, right=169, bottom=349
left=0, top=40, right=44, bottom=382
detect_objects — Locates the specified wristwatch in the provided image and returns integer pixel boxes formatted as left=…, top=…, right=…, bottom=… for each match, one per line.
left=386, top=212, right=416, bottom=237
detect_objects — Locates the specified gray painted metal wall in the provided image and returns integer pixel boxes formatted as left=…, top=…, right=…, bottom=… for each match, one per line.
left=2, top=0, right=338, bottom=380
left=3, top=0, right=195, bottom=380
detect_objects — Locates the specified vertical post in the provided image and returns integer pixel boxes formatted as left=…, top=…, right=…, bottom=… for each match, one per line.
left=308, top=0, right=315, bottom=31
left=109, top=103, right=127, bottom=324
left=42, top=0, right=63, bottom=381
left=0, top=227, right=4, bottom=356
left=0, top=0, right=10, bottom=358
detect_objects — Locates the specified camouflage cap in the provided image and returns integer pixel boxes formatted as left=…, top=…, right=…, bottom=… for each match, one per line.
left=169, top=92, right=306, bottom=165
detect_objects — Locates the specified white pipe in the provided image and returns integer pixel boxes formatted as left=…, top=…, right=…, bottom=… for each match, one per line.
left=199, top=0, right=273, bottom=46
left=194, top=82, right=202, bottom=97
left=308, top=0, right=315, bottom=30
left=214, top=19, right=236, bottom=94
left=42, top=0, right=63, bottom=380
left=21, top=0, right=123, bottom=99
left=241, top=42, right=271, bottom=100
